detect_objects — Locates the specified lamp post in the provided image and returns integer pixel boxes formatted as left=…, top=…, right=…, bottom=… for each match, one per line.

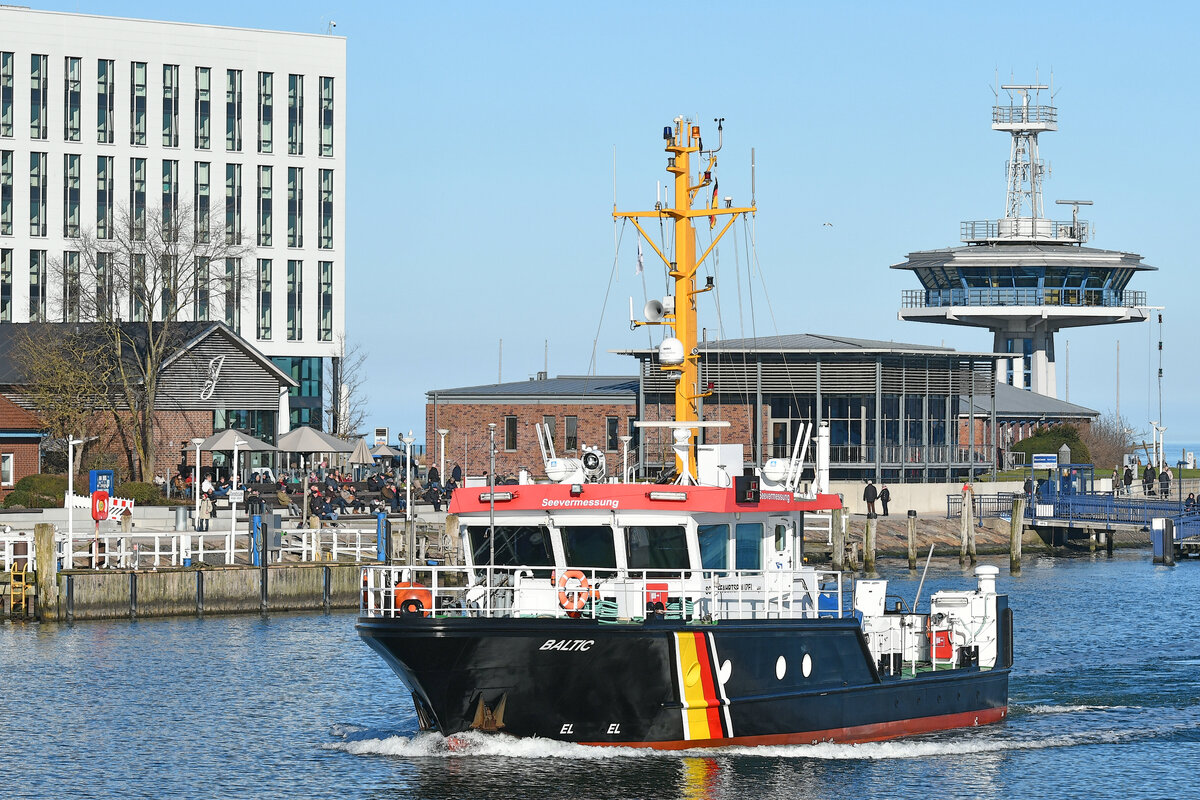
left=487, top=423, right=497, bottom=572
left=192, top=437, right=204, bottom=527
left=402, top=430, right=415, bottom=565
left=66, top=436, right=83, bottom=567
left=437, top=428, right=449, bottom=486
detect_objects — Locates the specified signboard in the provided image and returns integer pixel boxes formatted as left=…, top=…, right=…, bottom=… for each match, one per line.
left=374, top=427, right=389, bottom=447
left=1031, top=454, right=1058, bottom=470
left=228, top=489, right=245, bottom=503
left=89, top=469, right=115, bottom=495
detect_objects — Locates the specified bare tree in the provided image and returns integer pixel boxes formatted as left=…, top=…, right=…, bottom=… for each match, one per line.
left=325, top=333, right=369, bottom=438
left=1079, top=412, right=1136, bottom=473
left=45, top=202, right=250, bottom=480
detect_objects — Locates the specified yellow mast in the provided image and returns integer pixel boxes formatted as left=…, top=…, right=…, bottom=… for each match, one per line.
left=615, top=118, right=755, bottom=478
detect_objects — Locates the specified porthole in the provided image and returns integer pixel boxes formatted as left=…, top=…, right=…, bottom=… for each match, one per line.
left=801, top=653, right=813, bottom=678
left=775, top=656, right=787, bottom=680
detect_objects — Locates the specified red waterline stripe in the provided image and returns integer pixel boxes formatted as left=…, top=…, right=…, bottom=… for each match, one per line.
left=581, top=706, right=1008, bottom=750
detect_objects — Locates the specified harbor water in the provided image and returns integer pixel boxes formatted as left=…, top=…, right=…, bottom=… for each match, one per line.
left=7, top=553, right=1200, bottom=799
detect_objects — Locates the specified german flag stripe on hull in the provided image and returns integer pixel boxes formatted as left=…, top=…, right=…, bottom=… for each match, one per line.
left=673, top=631, right=731, bottom=740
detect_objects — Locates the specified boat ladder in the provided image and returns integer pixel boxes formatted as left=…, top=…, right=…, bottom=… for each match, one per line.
left=9, top=565, right=30, bottom=615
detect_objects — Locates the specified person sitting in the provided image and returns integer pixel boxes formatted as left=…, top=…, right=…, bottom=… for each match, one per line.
left=212, top=477, right=230, bottom=497
left=340, top=485, right=365, bottom=514
left=366, top=472, right=384, bottom=492
left=276, top=487, right=302, bottom=516
left=318, top=498, right=339, bottom=523
left=1186, top=492, right=1197, bottom=513
left=327, top=488, right=349, bottom=514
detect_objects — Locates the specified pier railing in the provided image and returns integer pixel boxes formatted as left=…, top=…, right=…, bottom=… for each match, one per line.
left=360, top=564, right=859, bottom=623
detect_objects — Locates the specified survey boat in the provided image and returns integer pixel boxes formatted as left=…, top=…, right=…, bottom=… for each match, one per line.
left=357, top=118, right=1011, bottom=748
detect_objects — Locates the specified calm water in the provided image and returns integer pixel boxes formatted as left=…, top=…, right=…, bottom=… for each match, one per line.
left=6, top=553, right=1200, bottom=800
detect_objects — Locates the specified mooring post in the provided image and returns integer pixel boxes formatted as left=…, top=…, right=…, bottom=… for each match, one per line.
left=1010, top=495, right=1024, bottom=575
left=864, top=514, right=877, bottom=577
left=1089, top=526, right=1097, bottom=553
left=831, top=507, right=846, bottom=572
left=907, top=510, right=917, bottom=570
left=33, top=523, right=57, bottom=622
left=1164, top=520, right=1176, bottom=567
left=959, top=488, right=970, bottom=567
left=1106, top=530, right=1114, bottom=558
left=968, top=499, right=977, bottom=566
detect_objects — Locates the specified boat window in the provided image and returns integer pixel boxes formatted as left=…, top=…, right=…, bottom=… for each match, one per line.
left=775, top=524, right=788, bottom=552
left=467, top=525, right=554, bottom=570
left=560, top=525, right=617, bottom=569
left=735, top=523, right=762, bottom=570
left=625, top=525, right=689, bottom=571
left=698, top=523, right=728, bottom=570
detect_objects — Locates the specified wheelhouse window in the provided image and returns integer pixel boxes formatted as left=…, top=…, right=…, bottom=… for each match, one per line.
left=625, top=525, right=689, bottom=571
left=735, top=522, right=762, bottom=570
left=698, top=523, right=729, bottom=570
left=560, top=525, right=616, bottom=570
left=467, top=525, right=553, bottom=570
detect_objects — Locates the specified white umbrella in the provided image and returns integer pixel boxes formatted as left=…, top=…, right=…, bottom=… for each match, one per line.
left=370, top=443, right=402, bottom=458
left=276, top=425, right=354, bottom=454
left=198, top=428, right=277, bottom=452
left=348, top=438, right=373, bottom=466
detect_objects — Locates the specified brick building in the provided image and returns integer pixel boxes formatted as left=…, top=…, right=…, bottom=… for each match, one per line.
left=0, top=394, right=42, bottom=497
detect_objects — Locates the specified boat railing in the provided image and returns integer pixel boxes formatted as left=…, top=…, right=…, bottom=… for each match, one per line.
left=360, top=564, right=856, bottom=623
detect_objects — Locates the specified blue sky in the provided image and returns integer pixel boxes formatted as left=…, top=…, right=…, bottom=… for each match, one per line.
left=35, top=1, right=1200, bottom=445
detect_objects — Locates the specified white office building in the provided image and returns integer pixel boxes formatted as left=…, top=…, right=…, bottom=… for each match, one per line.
left=0, top=7, right=346, bottom=436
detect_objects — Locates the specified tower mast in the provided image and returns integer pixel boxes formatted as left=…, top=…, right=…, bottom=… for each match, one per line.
left=616, top=117, right=754, bottom=478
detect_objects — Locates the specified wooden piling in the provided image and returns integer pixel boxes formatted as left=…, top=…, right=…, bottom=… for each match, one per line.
left=864, top=515, right=877, bottom=577
left=34, top=523, right=57, bottom=622
left=1009, top=495, right=1024, bottom=575
left=968, top=500, right=977, bottom=566
left=1106, top=530, right=1114, bottom=557
left=906, top=510, right=917, bottom=570
left=1164, top=520, right=1176, bottom=566
left=831, top=507, right=846, bottom=572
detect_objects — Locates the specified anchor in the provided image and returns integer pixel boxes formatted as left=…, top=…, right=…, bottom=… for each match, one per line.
left=469, top=693, right=508, bottom=732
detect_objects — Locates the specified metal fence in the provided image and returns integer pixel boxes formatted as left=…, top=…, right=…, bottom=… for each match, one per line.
left=946, top=492, right=1017, bottom=519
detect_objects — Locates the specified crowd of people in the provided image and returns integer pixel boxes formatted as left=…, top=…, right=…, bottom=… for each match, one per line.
left=1114, top=461, right=1177, bottom=498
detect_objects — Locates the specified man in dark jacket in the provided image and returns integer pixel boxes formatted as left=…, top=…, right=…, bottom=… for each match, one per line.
left=879, top=484, right=891, bottom=516
left=1122, top=466, right=1133, bottom=496
left=1144, top=463, right=1157, bottom=497
left=863, top=480, right=878, bottom=516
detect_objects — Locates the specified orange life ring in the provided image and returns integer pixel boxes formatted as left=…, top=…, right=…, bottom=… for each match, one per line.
left=557, top=570, right=596, bottom=615
left=394, top=581, right=433, bottom=617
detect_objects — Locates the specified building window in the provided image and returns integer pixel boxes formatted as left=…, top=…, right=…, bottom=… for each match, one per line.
left=287, top=74, right=303, bottom=155
left=64, top=57, right=82, bottom=142
left=30, top=54, right=48, bottom=140
left=63, top=154, right=81, bottom=238
left=162, top=159, right=179, bottom=239
left=162, top=64, right=179, bottom=148
left=194, top=256, right=209, bottom=321
left=1, top=453, right=12, bottom=486
left=319, top=76, right=334, bottom=157
left=257, top=166, right=273, bottom=247
left=226, top=69, right=242, bottom=152
left=223, top=257, right=241, bottom=332
left=130, top=252, right=146, bottom=322
left=0, top=149, right=11, bottom=235
left=319, top=169, right=333, bottom=249
left=194, top=162, right=210, bottom=242
left=29, top=153, right=47, bottom=237
left=63, top=250, right=80, bottom=322
left=225, top=163, right=242, bottom=244
left=256, top=258, right=272, bottom=339
left=129, top=157, right=146, bottom=240
left=0, top=52, right=12, bottom=138
left=606, top=417, right=619, bottom=451
left=29, top=250, right=46, bottom=321
left=565, top=415, right=578, bottom=451
left=0, top=248, right=11, bottom=322
left=95, top=251, right=112, bottom=319
left=287, top=259, right=302, bottom=340
left=194, top=66, right=211, bottom=149
left=130, top=61, right=147, bottom=145
left=287, top=167, right=302, bottom=247
left=318, top=260, right=333, bottom=341
left=543, top=415, right=556, bottom=446
left=504, top=416, right=517, bottom=451
left=96, top=156, right=114, bottom=239
left=160, top=254, right=177, bottom=317
left=96, top=59, right=114, bottom=144
left=257, top=72, right=273, bottom=154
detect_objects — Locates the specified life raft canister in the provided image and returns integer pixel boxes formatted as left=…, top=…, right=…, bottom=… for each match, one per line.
left=556, top=570, right=596, bottom=615
left=394, top=581, right=433, bottom=616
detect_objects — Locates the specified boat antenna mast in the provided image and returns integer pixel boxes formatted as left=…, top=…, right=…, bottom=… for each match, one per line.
left=616, top=117, right=755, bottom=479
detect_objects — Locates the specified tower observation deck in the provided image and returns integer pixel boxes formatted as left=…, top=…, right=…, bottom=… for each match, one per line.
left=892, top=82, right=1155, bottom=398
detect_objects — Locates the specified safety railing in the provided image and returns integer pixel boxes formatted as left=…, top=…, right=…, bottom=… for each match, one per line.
left=360, top=565, right=853, bottom=623
left=0, top=536, right=35, bottom=572
left=277, top=528, right=380, bottom=562
left=992, top=104, right=1057, bottom=126
left=902, top=287, right=1147, bottom=310
left=946, top=493, right=1017, bottom=519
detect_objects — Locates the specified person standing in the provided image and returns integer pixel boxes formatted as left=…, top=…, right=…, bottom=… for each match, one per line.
left=863, top=480, right=878, bottom=516
left=879, top=484, right=891, bottom=517
left=1123, top=465, right=1134, bottom=496
left=1144, top=463, right=1157, bottom=497
left=197, top=492, right=213, bottom=532
left=1161, top=466, right=1172, bottom=499
left=451, top=463, right=463, bottom=485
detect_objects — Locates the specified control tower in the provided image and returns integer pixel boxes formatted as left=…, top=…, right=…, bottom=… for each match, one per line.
left=892, top=83, right=1155, bottom=397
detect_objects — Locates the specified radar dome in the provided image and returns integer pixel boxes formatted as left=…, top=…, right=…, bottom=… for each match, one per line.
left=659, top=337, right=685, bottom=365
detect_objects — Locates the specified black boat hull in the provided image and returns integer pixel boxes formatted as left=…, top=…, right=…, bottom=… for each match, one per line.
left=357, top=615, right=1009, bottom=748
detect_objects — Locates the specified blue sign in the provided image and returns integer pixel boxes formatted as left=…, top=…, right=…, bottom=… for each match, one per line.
left=89, top=469, right=115, bottom=494
left=1031, top=454, right=1058, bottom=470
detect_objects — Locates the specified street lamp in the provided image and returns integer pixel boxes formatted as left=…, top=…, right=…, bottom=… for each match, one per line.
left=192, top=437, right=205, bottom=527
left=487, top=422, right=497, bottom=572
left=66, top=436, right=83, bottom=567
left=437, top=428, right=449, bottom=487
left=402, top=430, right=415, bottom=565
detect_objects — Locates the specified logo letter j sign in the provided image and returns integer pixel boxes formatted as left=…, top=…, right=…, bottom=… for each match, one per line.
left=200, top=355, right=225, bottom=401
